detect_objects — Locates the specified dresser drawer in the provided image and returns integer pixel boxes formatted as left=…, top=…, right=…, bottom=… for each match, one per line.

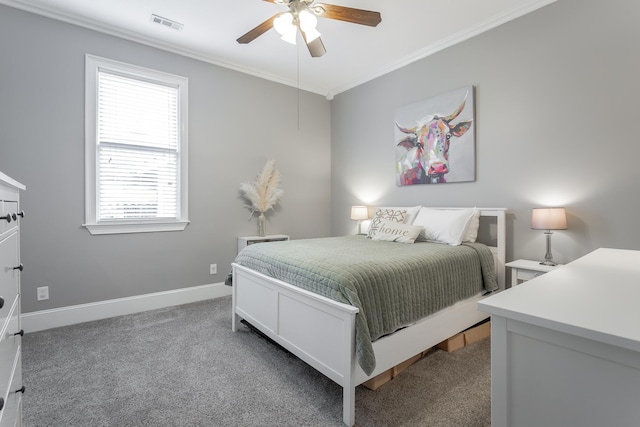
left=0, top=183, right=18, bottom=204
left=515, top=268, right=545, bottom=281
left=0, top=300, right=20, bottom=414
left=0, top=202, right=18, bottom=238
left=0, top=346, right=21, bottom=427
left=0, top=233, right=18, bottom=325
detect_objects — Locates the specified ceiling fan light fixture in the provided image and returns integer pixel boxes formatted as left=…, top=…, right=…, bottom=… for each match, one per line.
left=298, top=9, right=321, bottom=42
left=273, top=12, right=297, bottom=44
left=280, top=28, right=298, bottom=44
left=237, top=0, right=380, bottom=58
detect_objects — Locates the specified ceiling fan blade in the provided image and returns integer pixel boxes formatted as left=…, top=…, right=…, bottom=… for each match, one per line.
left=315, top=3, right=381, bottom=27
left=306, top=37, right=326, bottom=57
left=300, top=31, right=326, bottom=57
left=237, top=14, right=279, bottom=44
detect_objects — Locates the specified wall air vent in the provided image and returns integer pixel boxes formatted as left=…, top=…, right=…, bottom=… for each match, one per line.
left=150, top=14, right=184, bottom=31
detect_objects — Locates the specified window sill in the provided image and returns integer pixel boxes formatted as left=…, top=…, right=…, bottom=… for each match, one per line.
left=83, top=220, right=190, bottom=235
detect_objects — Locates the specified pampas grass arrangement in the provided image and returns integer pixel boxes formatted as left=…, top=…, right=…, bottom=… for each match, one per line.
left=240, top=160, right=283, bottom=236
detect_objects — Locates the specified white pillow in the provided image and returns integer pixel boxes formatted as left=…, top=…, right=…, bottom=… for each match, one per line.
left=367, top=208, right=407, bottom=239
left=370, top=219, right=423, bottom=244
left=413, top=208, right=477, bottom=246
left=463, top=208, right=481, bottom=242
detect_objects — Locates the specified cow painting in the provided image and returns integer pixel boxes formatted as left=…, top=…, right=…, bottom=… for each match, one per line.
left=395, top=87, right=475, bottom=186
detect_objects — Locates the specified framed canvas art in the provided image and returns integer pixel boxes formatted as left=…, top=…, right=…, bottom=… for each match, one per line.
left=395, top=86, right=475, bottom=186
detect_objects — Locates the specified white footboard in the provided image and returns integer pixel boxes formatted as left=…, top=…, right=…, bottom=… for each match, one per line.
left=232, top=263, right=359, bottom=426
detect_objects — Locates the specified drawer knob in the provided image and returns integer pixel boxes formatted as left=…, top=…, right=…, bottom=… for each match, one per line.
left=11, top=211, right=25, bottom=221
left=13, top=263, right=23, bottom=272
left=0, top=296, right=4, bottom=309
left=1, top=213, right=10, bottom=223
left=13, top=329, right=24, bottom=337
left=15, top=386, right=25, bottom=394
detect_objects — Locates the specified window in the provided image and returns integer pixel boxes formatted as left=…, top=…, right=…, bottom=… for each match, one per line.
left=84, top=55, right=189, bottom=234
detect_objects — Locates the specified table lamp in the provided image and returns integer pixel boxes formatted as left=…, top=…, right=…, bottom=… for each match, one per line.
left=531, top=207, right=567, bottom=266
left=350, top=206, right=368, bottom=235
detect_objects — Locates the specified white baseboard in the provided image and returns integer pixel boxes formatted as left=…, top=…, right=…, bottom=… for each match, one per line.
left=22, top=282, right=232, bottom=333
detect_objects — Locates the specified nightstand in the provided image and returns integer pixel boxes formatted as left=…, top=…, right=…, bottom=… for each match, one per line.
left=237, top=234, right=289, bottom=254
left=506, top=259, right=562, bottom=287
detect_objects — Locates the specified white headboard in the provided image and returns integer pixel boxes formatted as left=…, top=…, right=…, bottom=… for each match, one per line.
left=478, top=208, right=507, bottom=291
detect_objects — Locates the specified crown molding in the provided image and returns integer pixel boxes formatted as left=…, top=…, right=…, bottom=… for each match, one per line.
left=328, top=0, right=557, bottom=97
left=1, top=0, right=556, bottom=99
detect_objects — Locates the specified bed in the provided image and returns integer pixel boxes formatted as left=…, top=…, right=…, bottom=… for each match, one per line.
left=231, top=207, right=506, bottom=426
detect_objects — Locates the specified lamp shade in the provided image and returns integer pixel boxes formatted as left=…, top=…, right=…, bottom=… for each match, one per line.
left=531, top=207, right=567, bottom=230
left=273, top=12, right=297, bottom=45
left=299, top=10, right=321, bottom=42
left=350, top=206, right=368, bottom=221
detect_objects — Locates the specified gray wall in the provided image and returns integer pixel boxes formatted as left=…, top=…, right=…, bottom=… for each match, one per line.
left=0, top=5, right=331, bottom=313
left=331, top=0, right=640, bottom=267
left=4, top=0, right=639, bottom=313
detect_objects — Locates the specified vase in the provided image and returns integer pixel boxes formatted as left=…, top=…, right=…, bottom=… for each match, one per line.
left=257, top=212, right=266, bottom=237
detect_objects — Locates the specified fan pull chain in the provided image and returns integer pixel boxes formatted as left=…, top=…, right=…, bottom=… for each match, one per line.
left=297, top=37, right=300, bottom=131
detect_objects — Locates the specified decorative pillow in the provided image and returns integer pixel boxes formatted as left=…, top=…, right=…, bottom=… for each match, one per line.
left=361, top=206, right=421, bottom=235
left=413, top=208, right=477, bottom=246
left=463, top=208, right=481, bottom=242
left=379, top=205, right=421, bottom=224
left=366, top=208, right=407, bottom=239
left=370, top=219, right=423, bottom=244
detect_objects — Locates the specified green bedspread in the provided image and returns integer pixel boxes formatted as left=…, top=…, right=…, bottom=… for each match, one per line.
left=234, top=235, right=497, bottom=375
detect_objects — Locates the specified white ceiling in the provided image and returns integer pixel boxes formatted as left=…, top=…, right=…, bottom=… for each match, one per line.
left=1, top=0, right=555, bottom=98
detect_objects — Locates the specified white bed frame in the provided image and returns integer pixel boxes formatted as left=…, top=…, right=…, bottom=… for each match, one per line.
left=231, top=208, right=506, bottom=426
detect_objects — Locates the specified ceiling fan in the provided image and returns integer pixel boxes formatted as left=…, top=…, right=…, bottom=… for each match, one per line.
left=237, top=0, right=382, bottom=58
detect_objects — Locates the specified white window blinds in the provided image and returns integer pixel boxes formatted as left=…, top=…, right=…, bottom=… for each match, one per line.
left=97, top=71, right=180, bottom=221
left=84, top=55, right=188, bottom=235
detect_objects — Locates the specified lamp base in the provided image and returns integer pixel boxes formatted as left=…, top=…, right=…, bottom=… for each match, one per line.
left=540, top=231, right=557, bottom=266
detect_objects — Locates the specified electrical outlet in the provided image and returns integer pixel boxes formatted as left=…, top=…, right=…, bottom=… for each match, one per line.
left=210, top=264, right=217, bottom=275
left=37, top=286, right=49, bottom=301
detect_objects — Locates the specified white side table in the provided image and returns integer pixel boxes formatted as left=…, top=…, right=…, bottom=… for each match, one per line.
left=237, top=234, right=289, bottom=254
left=506, top=259, right=562, bottom=287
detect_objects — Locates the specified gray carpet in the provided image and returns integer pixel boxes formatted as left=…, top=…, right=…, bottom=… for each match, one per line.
left=22, top=296, right=491, bottom=426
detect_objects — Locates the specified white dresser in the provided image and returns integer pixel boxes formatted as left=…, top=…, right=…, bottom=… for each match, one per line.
left=0, top=172, right=25, bottom=427
left=478, top=248, right=640, bottom=427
